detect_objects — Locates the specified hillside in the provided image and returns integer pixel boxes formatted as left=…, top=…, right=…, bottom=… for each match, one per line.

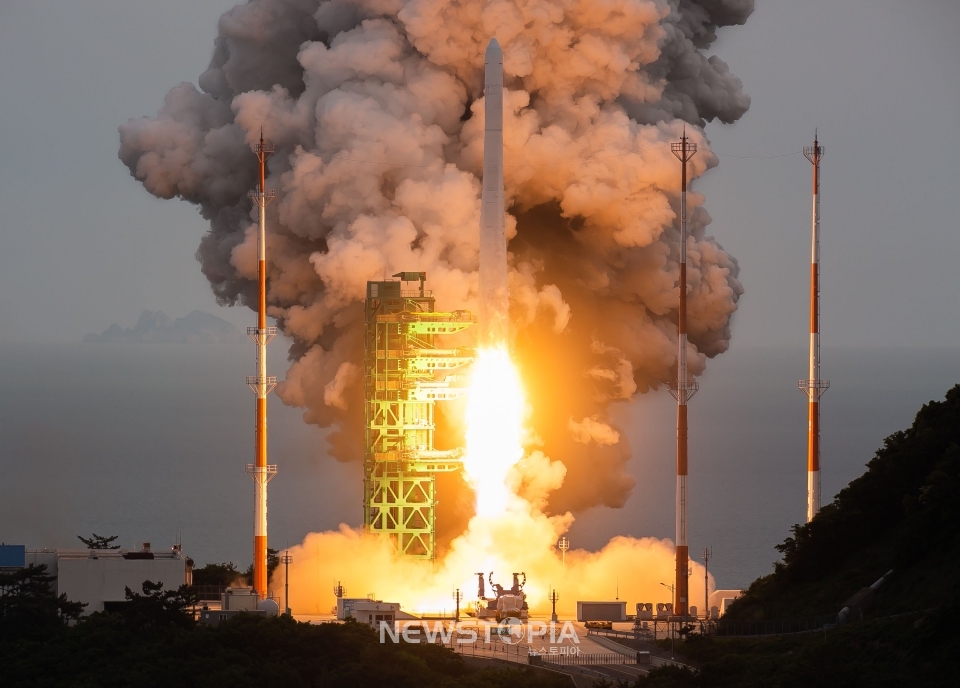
left=84, top=310, right=245, bottom=344
left=726, top=383, right=960, bottom=620
left=633, top=384, right=960, bottom=687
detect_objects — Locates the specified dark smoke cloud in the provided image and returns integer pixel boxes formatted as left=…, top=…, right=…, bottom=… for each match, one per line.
left=119, top=0, right=750, bottom=523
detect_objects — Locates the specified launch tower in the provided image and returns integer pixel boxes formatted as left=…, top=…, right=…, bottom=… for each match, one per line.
left=363, top=273, right=474, bottom=559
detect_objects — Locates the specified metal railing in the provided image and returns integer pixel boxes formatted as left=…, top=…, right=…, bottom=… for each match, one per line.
left=715, top=615, right=837, bottom=637
left=189, top=585, right=225, bottom=601
left=533, top=652, right=637, bottom=667
left=440, top=638, right=530, bottom=664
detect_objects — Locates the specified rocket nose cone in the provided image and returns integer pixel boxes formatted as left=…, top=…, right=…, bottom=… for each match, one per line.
left=485, top=38, right=502, bottom=61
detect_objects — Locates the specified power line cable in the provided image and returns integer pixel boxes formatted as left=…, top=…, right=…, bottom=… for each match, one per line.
left=320, top=145, right=800, bottom=168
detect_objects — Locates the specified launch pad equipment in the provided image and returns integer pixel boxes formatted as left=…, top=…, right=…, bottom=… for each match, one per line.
left=363, top=272, right=475, bottom=559
left=477, top=571, right=529, bottom=621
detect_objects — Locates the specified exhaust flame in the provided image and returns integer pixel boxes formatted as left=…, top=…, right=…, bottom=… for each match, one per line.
left=117, top=0, right=753, bottom=618
left=274, top=345, right=716, bottom=618
left=463, top=346, right=525, bottom=517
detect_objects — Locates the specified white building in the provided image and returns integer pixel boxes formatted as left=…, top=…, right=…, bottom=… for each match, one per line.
left=709, top=589, right=742, bottom=618
left=336, top=597, right=400, bottom=628
left=576, top=600, right=628, bottom=622
left=11, top=543, right=190, bottom=614
left=198, top=586, right=279, bottom=625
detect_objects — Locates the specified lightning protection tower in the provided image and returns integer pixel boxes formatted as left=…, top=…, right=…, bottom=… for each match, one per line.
left=670, top=130, right=698, bottom=618
left=246, top=132, right=278, bottom=599
left=363, top=272, right=475, bottom=559
left=800, top=133, right=829, bottom=522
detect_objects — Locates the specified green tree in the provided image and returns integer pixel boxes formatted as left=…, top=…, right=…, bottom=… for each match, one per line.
left=117, top=580, right=196, bottom=630
left=77, top=533, right=120, bottom=549
left=241, top=548, right=281, bottom=584
left=0, top=564, right=85, bottom=639
left=191, top=561, right=242, bottom=587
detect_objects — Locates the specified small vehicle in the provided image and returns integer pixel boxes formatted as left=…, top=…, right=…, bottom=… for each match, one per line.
left=585, top=620, right=613, bottom=630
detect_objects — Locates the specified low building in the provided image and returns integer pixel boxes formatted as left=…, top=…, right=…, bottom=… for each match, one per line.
left=709, top=589, right=742, bottom=618
left=198, top=586, right=279, bottom=626
left=336, top=597, right=399, bottom=628
left=576, top=600, right=627, bottom=622
left=3, top=542, right=190, bottom=614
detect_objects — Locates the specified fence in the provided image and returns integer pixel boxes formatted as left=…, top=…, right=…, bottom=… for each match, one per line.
left=533, top=652, right=637, bottom=667
left=589, top=616, right=834, bottom=638
left=715, top=616, right=836, bottom=637
left=442, top=637, right=530, bottom=664
left=189, top=585, right=225, bottom=601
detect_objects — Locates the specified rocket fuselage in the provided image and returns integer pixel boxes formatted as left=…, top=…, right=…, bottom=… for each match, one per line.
left=479, top=38, right=508, bottom=346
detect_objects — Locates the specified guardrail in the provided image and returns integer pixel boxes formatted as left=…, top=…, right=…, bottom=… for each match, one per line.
left=533, top=652, right=637, bottom=667
left=188, top=585, right=225, bottom=601
left=715, top=616, right=836, bottom=637
left=442, top=639, right=530, bottom=664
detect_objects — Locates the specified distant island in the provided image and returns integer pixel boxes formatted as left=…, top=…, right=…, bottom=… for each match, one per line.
left=83, top=310, right=245, bottom=344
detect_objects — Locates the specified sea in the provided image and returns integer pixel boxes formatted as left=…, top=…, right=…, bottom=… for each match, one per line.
left=1, top=342, right=958, bottom=591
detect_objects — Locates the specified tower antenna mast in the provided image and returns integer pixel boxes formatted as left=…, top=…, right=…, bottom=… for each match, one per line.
left=247, top=130, right=278, bottom=599
left=800, top=133, right=829, bottom=523
left=670, top=130, right=697, bottom=618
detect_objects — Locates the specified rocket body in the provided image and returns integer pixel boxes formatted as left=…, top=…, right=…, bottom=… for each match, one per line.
left=479, top=38, right=508, bottom=345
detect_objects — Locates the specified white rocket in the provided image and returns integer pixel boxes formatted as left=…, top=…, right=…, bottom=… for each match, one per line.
left=479, top=38, right=509, bottom=345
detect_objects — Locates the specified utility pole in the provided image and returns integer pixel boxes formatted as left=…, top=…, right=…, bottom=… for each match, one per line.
left=701, top=547, right=712, bottom=620
left=800, top=132, right=829, bottom=523
left=660, top=582, right=676, bottom=660
left=557, top=536, right=569, bottom=565
left=281, top=549, right=293, bottom=615
left=452, top=588, right=463, bottom=622
left=670, top=130, right=698, bottom=618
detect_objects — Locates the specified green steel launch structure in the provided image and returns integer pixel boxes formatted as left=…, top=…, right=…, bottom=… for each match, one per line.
left=363, top=272, right=475, bottom=559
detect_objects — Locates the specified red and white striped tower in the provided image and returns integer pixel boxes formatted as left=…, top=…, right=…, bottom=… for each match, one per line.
left=800, top=133, right=829, bottom=523
left=670, top=131, right=697, bottom=618
left=246, top=132, right=278, bottom=599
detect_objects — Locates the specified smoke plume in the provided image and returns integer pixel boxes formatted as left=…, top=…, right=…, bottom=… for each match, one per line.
left=120, top=0, right=750, bottom=520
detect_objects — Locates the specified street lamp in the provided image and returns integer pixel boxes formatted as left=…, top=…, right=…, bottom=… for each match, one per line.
left=660, top=582, right=676, bottom=659
left=281, top=550, right=293, bottom=616
left=452, top=588, right=463, bottom=622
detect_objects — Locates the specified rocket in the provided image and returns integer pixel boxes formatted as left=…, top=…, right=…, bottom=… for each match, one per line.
left=479, top=38, right=509, bottom=346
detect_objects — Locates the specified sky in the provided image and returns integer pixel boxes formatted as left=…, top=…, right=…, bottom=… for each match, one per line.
left=1, top=1, right=959, bottom=586
left=0, top=0, right=958, bottom=346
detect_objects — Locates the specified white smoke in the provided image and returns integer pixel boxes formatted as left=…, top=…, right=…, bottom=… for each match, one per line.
left=119, top=0, right=750, bottom=521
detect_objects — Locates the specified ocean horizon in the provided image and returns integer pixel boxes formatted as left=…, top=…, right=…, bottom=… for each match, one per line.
left=2, top=342, right=958, bottom=591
